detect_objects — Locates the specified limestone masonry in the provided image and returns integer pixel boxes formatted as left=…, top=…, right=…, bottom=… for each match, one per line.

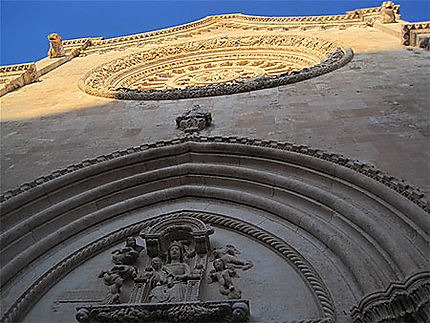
left=0, top=2, right=429, bottom=323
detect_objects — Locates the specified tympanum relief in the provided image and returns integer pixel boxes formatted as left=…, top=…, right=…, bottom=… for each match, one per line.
left=76, top=217, right=251, bottom=322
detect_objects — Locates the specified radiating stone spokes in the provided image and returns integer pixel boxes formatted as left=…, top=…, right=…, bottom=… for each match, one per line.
left=78, top=34, right=350, bottom=100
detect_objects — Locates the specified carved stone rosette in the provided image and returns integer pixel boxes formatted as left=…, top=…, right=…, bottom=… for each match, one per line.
left=79, top=35, right=352, bottom=100
left=75, top=216, right=251, bottom=322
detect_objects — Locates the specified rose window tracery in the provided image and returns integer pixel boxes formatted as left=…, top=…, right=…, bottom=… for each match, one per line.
left=79, top=35, right=352, bottom=99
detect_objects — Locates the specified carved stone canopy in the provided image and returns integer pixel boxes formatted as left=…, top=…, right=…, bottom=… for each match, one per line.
left=141, top=216, right=214, bottom=257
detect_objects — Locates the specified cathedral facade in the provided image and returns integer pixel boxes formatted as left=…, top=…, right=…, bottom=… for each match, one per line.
left=1, top=2, right=429, bottom=322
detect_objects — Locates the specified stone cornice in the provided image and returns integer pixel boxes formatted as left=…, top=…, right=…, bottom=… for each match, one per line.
left=73, top=3, right=400, bottom=56
left=0, top=39, right=92, bottom=97
left=401, top=21, right=430, bottom=46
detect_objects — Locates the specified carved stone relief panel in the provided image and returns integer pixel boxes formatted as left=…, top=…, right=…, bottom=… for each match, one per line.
left=22, top=214, right=327, bottom=323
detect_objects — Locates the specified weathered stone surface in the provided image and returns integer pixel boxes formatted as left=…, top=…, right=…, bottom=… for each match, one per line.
left=1, top=4, right=429, bottom=323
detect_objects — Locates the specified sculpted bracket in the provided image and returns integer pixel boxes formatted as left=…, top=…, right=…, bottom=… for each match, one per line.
left=176, top=105, right=212, bottom=133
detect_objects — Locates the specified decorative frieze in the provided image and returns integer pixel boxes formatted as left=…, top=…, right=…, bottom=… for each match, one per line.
left=72, top=3, right=401, bottom=56
left=402, top=22, right=430, bottom=48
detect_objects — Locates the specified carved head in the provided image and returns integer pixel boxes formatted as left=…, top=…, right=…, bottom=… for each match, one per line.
left=381, top=1, right=394, bottom=9
left=48, top=33, right=62, bottom=43
left=75, top=308, right=90, bottom=322
left=151, top=257, right=162, bottom=270
left=167, top=241, right=184, bottom=263
left=213, top=258, right=226, bottom=271
left=125, top=237, right=137, bottom=248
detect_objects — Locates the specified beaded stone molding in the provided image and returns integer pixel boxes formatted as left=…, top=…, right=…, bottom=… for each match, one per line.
left=1, top=211, right=335, bottom=323
left=79, top=35, right=352, bottom=100
left=0, top=135, right=428, bottom=211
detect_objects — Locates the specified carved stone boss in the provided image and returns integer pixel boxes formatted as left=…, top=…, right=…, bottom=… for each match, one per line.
left=176, top=105, right=212, bottom=133
left=75, top=216, right=251, bottom=322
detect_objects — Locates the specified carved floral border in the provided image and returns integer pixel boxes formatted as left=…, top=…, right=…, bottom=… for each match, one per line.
left=1, top=211, right=335, bottom=322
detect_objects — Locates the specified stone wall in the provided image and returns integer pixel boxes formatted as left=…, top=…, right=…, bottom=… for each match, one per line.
left=1, top=26, right=429, bottom=196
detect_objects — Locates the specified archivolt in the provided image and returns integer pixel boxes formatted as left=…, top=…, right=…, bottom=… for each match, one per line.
left=1, top=211, right=336, bottom=322
left=1, top=135, right=428, bottom=321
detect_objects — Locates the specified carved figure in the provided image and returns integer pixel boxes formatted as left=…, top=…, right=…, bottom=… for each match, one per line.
left=75, top=308, right=90, bottom=322
left=380, top=1, right=396, bottom=24
left=137, top=257, right=170, bottom=303
left=159, top=241, right=192, bottom=302
left=209, top=258, right=241, bottom=299
left=98, top=269, right=123, bottom=304
left=99, top=265, right=138, bottom=304
left=419, top=37, right=430, bottom=50
left=48, top=33, right=65, bottom=58
left=138, top=242, right=194, bottom=303
left=111, top=237, right=143, bottom=265
left=211, top=244, right=253, bottom=270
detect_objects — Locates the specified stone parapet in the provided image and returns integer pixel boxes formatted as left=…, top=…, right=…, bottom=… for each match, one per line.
left=0, top=63, right=38, bottom=96
left=0, top=38, right=93, bottom=97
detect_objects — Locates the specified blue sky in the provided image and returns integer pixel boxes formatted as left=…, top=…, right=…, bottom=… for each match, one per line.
left=1, top=0, right=429, bottom=65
